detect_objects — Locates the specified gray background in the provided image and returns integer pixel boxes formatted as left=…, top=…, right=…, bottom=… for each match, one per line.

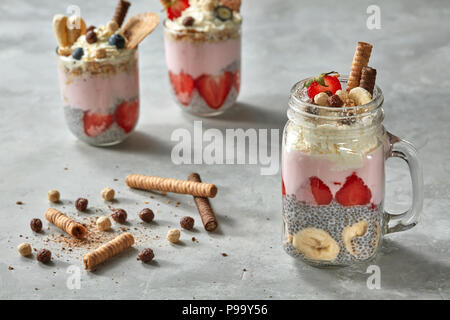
left=1, top=0, right=449, bottom=299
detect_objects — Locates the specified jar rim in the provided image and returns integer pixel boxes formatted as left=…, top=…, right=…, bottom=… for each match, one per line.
left=289, top=76, right=384, bottom=116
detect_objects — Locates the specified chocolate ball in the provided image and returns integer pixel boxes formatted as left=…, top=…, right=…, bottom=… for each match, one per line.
left=30, top=218, right=42, bottom=232
left=111, top=209, right=127, bottom=223
left=137, top=248, right=154, bottom=263
left=139, top=208, right=154, bottom=223
left=180, top=216, right=195, bottom=230
left=75, top=198, right=88, bottom=211
left=36, top=249, right=51, bottom=263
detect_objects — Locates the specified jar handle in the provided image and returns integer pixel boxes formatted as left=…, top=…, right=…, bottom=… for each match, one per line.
left=384, top=132, right=423, bottom=234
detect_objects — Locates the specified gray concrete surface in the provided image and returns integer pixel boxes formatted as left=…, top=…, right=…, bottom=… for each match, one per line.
left=1, top=0, right=449, bottom=299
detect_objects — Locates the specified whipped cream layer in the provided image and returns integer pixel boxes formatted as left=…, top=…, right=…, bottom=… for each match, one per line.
left=165, top=0, right=242, bottom=35
left=285, top=85, right=383, bottom=170
left=61, top=25, right=134, bottom=69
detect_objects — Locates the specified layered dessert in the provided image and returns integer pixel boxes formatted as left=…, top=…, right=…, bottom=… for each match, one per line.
left=54, top=1, right=159, bottom=145
left=161, top=0, right=242, bottom=116
left=282, top=42, right=386, bottom=266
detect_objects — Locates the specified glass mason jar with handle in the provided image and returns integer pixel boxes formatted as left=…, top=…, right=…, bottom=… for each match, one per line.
left=281, top=76, right=423, bottom=267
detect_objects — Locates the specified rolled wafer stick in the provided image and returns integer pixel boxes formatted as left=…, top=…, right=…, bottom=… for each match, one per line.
left=125, top=174, right=218, bottom=198
left=45, top=208, right=87, bottom=239
left=113, top=0, right=131, bottom=27
left=346, top=42, right=373, bottom=92
left=188, top=173, right=218, bottom=232
left=83, top=233, right=134, bottom=270
left=359, top=66, right=377, bottom=95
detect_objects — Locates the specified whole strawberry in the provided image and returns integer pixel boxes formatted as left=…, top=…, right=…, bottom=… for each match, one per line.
left=160, top=0, right=190, bottom=20
left=304, top=72, right=342, bottom=99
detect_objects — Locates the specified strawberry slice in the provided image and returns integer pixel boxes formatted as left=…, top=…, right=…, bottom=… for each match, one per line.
left=169, top=71, right=194, bottom=106
left=160, top=0, right=190, bottom=20
left=195, top=72, right=233, bottom=110
left=115, top=99, right=139, bottom=133
left=233, top=69, right=241, bottom=94
left=83, top=112, right=114, bottom=137
left=309, top=177, right=332, bottom=205
left=335, top=173, right=372, bottom=206
left=305, top=72, right=342, bottom=98
left=282, top=177, right=286, bottom=196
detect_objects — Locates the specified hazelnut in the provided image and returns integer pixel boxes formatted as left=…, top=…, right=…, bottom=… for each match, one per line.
left=180, top=216, right=194, bottom=230
left=139, top=208, right=154, bottom=223
left=111, top=209, right=127, bottom=223
left=313, top=92, right=329, bottom=106
left=75, top=198, right=88, bottom=211
left=96, top=216, right=111, bottom=231
left=48, top=190, right=60, bottom=203
left=106, top=20, right=119, bottom=34
left=101, top=187, right=115, bottom=201
left=167, top=229, right=180, bottom=244
left=137, top=248, right=154, bottom=263
left=36, top=249, right=51, bottom=263
left=17, top=242, right=32, bottom=256
left=335, top=89, right=348, bottom=101
left=30, top=218, right=42, bottom=232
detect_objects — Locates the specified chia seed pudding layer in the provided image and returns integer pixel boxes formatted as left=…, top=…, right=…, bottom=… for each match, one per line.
left=282, top=194, right=383, bottom=266
left=63, top=103, right=137, bottom=146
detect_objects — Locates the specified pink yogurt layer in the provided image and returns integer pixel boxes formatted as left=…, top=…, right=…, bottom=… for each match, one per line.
left=282, top=145, right=385, bottom=205
left=164, top=37, right=241, bottom=78
left=58, top=67, right=139, bottom=115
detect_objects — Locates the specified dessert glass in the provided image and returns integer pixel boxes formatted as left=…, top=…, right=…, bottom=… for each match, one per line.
left=57, top=49, right=139, bottom=146
left=282, top=77, right=423, bottom=268
left=163, top=20, right=241, bottom=117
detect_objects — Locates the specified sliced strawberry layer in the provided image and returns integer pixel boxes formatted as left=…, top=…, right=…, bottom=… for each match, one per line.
left=195, top=72, right=233, bottom=110
left=115, top=100, right=139, bottom=134
left=169, top=71, right=194, bottom=106
left=307, top=75, right=342, bottom=98
left=309, top=177, right=332, bottom=205
left=83, top=112, right=114, bottom=137
left=282, top=177, right=286, bottom=196
left=335, top=173, right=372, bottom=206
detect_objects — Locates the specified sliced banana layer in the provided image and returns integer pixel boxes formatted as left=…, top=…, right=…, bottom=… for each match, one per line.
left=348, top=87, right=372, bottom=105
left=293, top=228, right=340, bottom=261
left=342, top=220, right=380, bottom=259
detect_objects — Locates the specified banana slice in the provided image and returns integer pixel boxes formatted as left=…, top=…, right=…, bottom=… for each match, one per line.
left=348, top=87, right=372, bottom=106
left=342, top=220, right=368, bottom=257
left=293, top=228, right=340, bottom=261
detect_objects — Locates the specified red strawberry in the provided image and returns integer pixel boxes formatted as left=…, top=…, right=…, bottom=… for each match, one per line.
left=306, top=72, right=342, bottom=98
left=282, top=177, right=286, bottom=196
left=83, top=112, right=114, bottom=137
left=309, top=177, right=332, bottom=205
left=115, top=100, right=139, bottom=133
left=160, top=0, right=190, bottom=20
left=335, top=173, right=372, bottom=206
left=233, top=69, right=241, bottom=93
left=169, top=71, right=194, bottom=106
left=195, top=72, right=233, bottom=110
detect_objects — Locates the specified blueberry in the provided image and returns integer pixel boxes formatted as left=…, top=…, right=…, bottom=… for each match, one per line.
left=108, top=34, right=125, bottom=49
left=72, top=47, right=84, bottom=60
